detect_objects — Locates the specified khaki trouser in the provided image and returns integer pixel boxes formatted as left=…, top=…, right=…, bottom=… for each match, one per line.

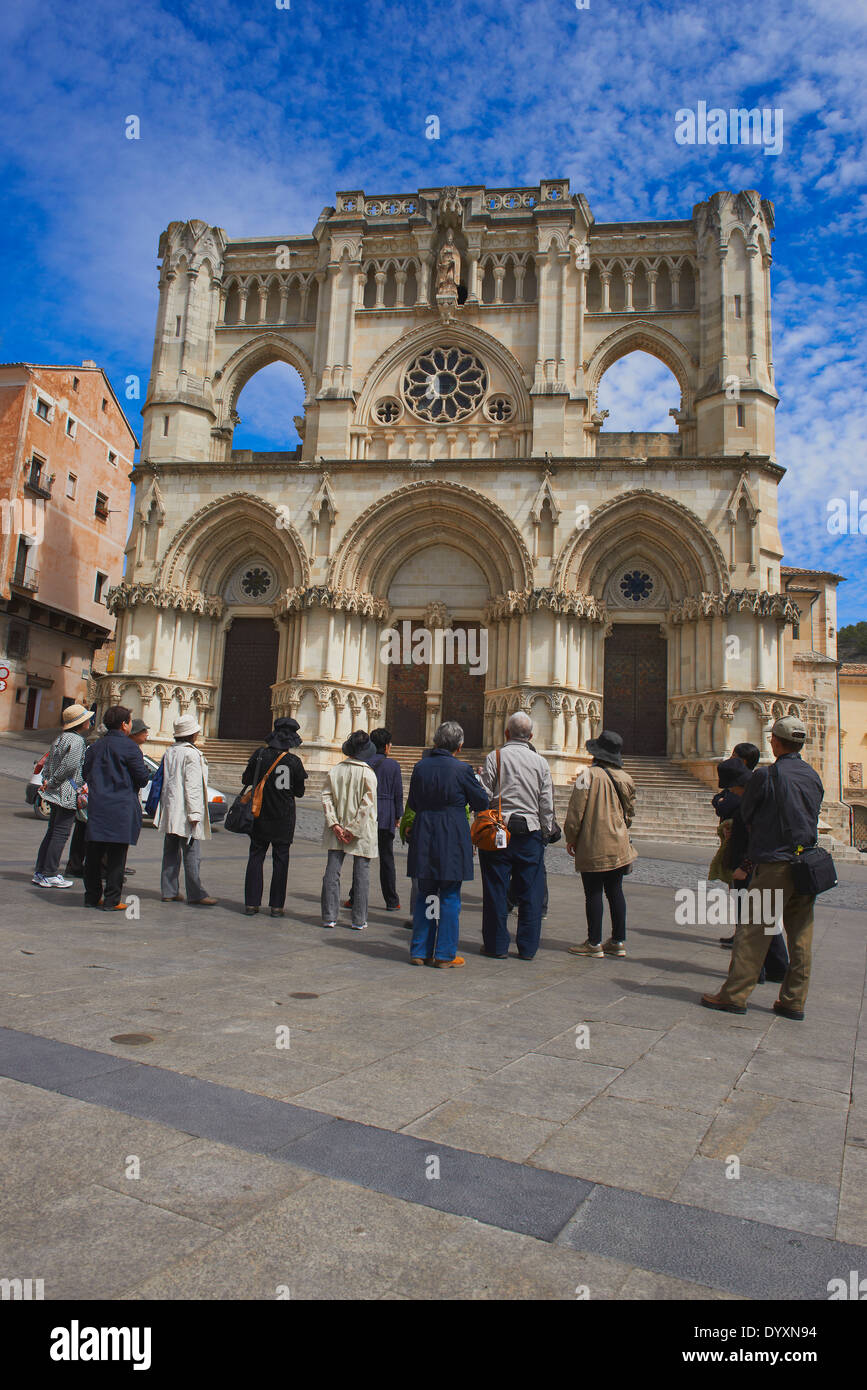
left=718, top=861, right=816, bottom=1012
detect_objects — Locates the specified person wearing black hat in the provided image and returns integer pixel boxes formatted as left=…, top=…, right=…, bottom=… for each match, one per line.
left=564, top=729, right=637, bottom=958
left=241, top=718, right=307, bottom=917
left=320, top=729, right=379, bottom=930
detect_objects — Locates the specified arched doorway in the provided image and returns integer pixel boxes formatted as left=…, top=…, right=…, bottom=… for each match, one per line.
left=603, top=623, right=667, bottom=755
left=218, top=617, right=279, bottom=739
left=384, top=544, right=489, bottom=747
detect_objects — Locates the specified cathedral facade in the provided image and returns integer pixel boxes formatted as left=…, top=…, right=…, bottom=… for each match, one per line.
left=101, top=179, right=842, bottom=808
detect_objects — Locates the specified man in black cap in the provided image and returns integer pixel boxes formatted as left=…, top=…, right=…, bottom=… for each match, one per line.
left=702, top=716, right=824, bottom=1021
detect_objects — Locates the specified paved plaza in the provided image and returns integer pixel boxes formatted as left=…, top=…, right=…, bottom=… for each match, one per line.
left=1, top=739, right=866, bottom=1301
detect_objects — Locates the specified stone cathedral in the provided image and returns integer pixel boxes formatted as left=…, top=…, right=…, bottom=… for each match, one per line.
left=101, top=179, right=844, bottom=820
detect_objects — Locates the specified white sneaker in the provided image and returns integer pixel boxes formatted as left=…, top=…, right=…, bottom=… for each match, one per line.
left=42, top=875, right=74, bottom=889
left=348, top=922, right=367, bottom=931
left=322, top=921, right=336, bottom=929
left=32, top=873, right=47, bottom=885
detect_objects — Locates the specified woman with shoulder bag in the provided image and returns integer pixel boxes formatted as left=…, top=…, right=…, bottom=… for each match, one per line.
left=242, top=718, right=307, bottom=917
left=563, top=729, right=637, bottom=959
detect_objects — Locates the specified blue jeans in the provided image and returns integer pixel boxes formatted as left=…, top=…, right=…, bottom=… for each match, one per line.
left=480, top=831, right=546, bottom=958
left=411, top=878, right=462, bottom=961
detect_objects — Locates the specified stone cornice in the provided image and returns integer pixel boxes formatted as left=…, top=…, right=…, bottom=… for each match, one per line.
left=131, top=454, right=786, bottom=481
left=275, top=586, right=390, bottom=618
left=669, top=591, right=800, bottom=624
left=107, top=582, right=225, bottom=618
left=485, top=589, right=607, bottom=621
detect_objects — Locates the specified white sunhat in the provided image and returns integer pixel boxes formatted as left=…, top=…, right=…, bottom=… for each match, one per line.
left=173, top=713, right=201, bottom=738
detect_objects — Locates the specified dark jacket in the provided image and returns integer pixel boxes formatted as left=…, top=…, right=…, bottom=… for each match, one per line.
left=83, top=730, right=150, bottom=844
left=406, top=748, right=489, bottom=882
left=242, top=746, right=307, bottom=842
left=739, top=753, right=824, bottom=864
left=370, top=752, right=403, bottom=831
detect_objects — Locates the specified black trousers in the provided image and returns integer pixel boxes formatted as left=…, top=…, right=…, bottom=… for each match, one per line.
left=84, top=841, right=128, bottom=909
left=348, top=828, right=400, bottom=909
left=581, top=867, right=628, bottom=945
left=65, top=818, right=87, bottom=875
left=245, top=831, right=291, bottom=909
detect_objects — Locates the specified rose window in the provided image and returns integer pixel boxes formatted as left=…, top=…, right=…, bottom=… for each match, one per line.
left=241, top=567, right=272, bottom=598
left=403, top=346, right=487, bottom=423
left=620, top=570, right=654, bottom=603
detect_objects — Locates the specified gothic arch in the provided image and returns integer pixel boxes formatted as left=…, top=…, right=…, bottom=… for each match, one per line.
left=214, top=334, right=315, bottom=423
left=555, top=489, right=729, bottom=599
left=585, top=320, right=697, bottom=414
left=159, top=491, right=310, bottom=595
left=355, top=320, right=531, bottom=426
left=329, top=480, right=533, bottom=597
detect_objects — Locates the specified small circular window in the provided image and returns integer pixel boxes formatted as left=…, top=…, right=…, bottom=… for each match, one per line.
left=620, top=570, right=654, bottom=603
left=403, top=346, right=487, bottom=423
left=485, top=395, right=514, bottom=423
left=241, top=567, right=272, bottom=599
left=373, top=396, right=403, bottom=425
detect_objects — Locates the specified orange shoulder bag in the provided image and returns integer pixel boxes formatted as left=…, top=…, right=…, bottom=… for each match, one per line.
left=470, top=747, right=511, bottom=852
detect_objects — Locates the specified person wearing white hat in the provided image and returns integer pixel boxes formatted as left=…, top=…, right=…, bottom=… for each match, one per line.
left=156, top=713, right=217, bottom=906
left=32, top=703, right=93, bottom=888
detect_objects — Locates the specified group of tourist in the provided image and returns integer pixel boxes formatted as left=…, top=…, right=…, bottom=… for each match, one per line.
left=30, top=698, right=826, bottom=1018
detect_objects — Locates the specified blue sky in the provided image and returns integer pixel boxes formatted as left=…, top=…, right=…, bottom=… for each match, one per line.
left=1, top=0, right=865, bottom=624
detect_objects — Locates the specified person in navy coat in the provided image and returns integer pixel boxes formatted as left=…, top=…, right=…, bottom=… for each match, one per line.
left=406, top=720, right=488, bottom=968
left=82, top=705, right=150, bottom=911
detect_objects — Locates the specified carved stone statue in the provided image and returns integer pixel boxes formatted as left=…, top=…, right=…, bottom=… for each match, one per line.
left=435, top=229, right=461, bottom=298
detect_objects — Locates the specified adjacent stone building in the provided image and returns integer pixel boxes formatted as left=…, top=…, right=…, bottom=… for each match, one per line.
left=101, top=179, right=845, bottom=826
left=0, top=362, right=137, bottom=730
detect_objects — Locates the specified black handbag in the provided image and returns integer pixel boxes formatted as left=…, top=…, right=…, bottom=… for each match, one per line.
left=771, top=764, right=837, bottom=895
left=224, top=750, right=264, bottom=835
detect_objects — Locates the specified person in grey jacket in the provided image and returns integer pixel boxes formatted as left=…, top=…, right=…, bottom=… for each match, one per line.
left=478, top=712, right=554, bottom=960
left=32, top=703, right=93, bottom=888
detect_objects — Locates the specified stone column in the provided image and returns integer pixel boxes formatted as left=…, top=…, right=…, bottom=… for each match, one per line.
left=493, top=266, right=505, bottom=305
left=600, top=270, right=611, bottom=312
left=623, top=269, right=634, bottom=312
left=374, top=269, right=387, bottom=309
left=747, top=243, right=760, bottom=379
left=647, top=268, right=657, bottom=309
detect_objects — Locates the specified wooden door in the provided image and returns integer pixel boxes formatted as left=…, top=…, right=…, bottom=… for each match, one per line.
left=603, top=624, right=667, bottom=755
left=441, top=622, right=485, bottom=747
left=218, top=618, right=279, bottom=740
left=385, top=621, right=428, bottom=745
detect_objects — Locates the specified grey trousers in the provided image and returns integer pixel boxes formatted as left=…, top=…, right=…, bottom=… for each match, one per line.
left=321, top=849, right=370, bottom=926
left=161, top=834, right=208, bottom=902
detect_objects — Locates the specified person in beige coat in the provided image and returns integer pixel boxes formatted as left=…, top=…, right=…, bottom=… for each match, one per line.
left=321, top=730, right=379, bottom=930
left=563, top=729, right=637, bottom=958
left=157, top=714, right=217, bottom=906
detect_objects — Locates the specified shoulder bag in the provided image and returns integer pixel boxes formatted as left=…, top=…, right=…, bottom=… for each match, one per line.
left=771, top=763, right=837, bottom=895
left=470, top=747, right=511, bottom=852
left=225, top=750, right=284, bottom=834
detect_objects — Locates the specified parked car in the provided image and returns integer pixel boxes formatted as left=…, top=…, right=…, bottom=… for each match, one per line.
left=26, top=755, right=228, bottom=826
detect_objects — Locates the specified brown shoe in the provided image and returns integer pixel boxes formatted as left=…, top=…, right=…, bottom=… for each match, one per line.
left=162, top=894, right=183, bottom=902
left=773, top=1000, right=805, bottom=1021
left=410, top=956, right=433, bottom=966
left=191, top=897, right=218, bottom=907
left=434, top=955, right=465, bottom=969
left=700, top=991, right=746, bottom=1015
